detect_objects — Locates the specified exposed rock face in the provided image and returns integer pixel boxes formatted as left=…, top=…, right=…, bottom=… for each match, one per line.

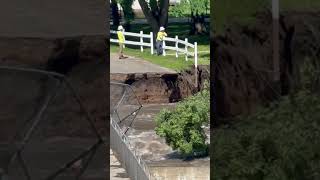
left=111, top=65, right=210, bottom=104
left=212, top=11, right=320, bottom=119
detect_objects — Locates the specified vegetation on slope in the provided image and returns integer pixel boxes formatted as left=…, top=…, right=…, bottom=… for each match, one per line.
left=155, top=83, right=210, bottom=157
left=212, top=58, right=320, bottom=180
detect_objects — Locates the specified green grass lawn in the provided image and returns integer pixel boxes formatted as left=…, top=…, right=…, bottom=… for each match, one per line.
left=212, top=0, right=320, bottom=34
left=111, top=44, right=209, bottom=72
left=110, top=22, right=210, bottom=71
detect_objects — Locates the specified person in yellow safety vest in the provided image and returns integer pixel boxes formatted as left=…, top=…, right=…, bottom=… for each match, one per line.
left=156, top=26, right=167, bottom=56
left=117, top=25, right=125, bottom=59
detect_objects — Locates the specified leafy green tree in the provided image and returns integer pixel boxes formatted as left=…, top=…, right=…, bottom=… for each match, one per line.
left=170, top=0, right=210, bottom=17
left=169, top=0, right=190, bottom=17
left=169, top=0, right=209, bottom=34
left=155, top=83, right=210, bottom=157
left=189, top=0, right=210, bottom=15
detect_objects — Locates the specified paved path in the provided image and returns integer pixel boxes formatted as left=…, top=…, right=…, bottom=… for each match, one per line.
left=110, top=149, right=130, bottom=180
left=110, top=53, right=176, bottom=74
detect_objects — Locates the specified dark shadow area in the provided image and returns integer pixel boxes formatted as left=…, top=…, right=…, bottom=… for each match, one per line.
left=0, top=67, right=107, bottom=179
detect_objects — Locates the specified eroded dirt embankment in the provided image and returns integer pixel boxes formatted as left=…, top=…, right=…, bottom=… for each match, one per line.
left=111, top=65, right=210, bottom=104
left=0, top=35, right=108, bottom=138
left=212, top=11, right=320, bottom=119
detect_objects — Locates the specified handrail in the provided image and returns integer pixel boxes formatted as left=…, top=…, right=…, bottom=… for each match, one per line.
left=110, top=81, right=150, bottom=179
left=110, top=116, right=151, bottom=180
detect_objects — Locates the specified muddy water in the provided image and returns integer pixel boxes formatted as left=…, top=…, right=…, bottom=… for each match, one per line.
left=121, top=104, right=210, bottom=180
left=110, top=149, right=130, bottom=180
left=150, top=166, right=210, bottom=180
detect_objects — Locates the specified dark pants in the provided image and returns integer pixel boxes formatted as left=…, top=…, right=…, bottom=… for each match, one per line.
left=156, top=40, right=163, bottom=55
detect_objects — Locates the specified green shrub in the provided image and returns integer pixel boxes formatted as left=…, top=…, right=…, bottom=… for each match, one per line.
left=155, top=84, right=210, bottom=157
left=212, top=90, right=320, bottom=180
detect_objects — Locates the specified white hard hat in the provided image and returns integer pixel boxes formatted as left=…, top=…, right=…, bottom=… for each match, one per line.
left=118, top=25, right=124, bottom=31
left=159, top=26, right=165, bottom=31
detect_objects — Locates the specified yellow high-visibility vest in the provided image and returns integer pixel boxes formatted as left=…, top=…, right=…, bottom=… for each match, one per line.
left=117, top=31, right=125, bottom=43
left=157, top=31, right=167, bottom=41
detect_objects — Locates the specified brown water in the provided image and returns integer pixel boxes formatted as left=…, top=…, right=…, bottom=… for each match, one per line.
left=122, top=104, right=210, bottom=180
left=150, top=166, right=210, bottom=180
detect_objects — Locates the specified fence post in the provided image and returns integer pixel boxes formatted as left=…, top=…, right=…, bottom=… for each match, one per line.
left=123, top=29, right=126, bottom=49
left=194, top=42, right=198, bottom=88
left=185, top=38, right=188, bottom=61
left=140, top=31, right=143, bottom=52
left=194, top=42, right=198, bottom=68
left=163, top=37, right=166, bottom=56
left=175, top=35, right=178, bottom=58
left=150, top=32, right=154, bottom=55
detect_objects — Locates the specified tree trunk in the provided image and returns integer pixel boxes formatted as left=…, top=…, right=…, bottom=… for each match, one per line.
left=159, top=0, right=169, bottom=28
left=120, top=0, right=135, bottom=31
left=280, top=16, right=295, bottom=95
left=111, top=0, right=120, bottom=27
left=190, top=13, right=207, bottom=35
left=137, top=0, right=169, bottom=46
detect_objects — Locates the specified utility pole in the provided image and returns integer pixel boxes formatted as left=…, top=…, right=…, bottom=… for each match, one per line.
left=272, top=0, right=280, bottom=84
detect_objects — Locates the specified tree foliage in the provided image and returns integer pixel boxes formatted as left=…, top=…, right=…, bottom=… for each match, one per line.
left=155, top=83, right=210, bottom=157
left=170, top=0, right=210, bottom=17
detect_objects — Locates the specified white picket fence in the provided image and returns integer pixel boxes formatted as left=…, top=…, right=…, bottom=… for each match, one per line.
left=110, top=30, right=198, bottom=68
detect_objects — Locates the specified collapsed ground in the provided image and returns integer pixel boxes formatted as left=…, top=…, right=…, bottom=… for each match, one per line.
left=212, top=5, right=320, bottom=180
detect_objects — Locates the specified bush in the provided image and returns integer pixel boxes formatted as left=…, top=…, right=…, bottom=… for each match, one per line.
left=212, top=90, right=320, bottom=180
left=155, top=84, right=210, bottom=157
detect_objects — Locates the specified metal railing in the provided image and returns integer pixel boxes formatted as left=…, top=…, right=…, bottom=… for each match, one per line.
left=110, top=117, right=151, bottom=180
left=110, top=30, right=198, bottom=68
left=110, top=82, right=151, bottom=180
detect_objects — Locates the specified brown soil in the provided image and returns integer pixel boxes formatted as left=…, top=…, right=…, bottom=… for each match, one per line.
left=212, top=11, right=320, bottom=119
left=111, top=65, right=210, bottom=104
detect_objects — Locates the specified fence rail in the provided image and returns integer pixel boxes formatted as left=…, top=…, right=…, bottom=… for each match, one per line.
left=110, top=30, right=198, bottom=68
